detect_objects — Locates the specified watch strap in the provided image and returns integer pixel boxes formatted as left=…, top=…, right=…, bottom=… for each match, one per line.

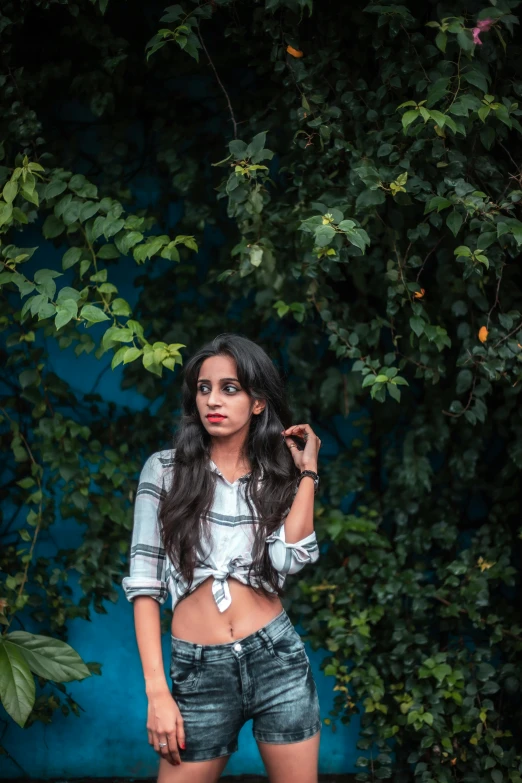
left=296, top=469, right=319, bottom=494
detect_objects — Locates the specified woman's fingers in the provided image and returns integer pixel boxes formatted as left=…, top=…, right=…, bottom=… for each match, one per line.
left=166, top=731, right=182, bottom=766
left=282, top=423, right=312, bottom=434
left=282, top=424, right=320, bottom=446
left=155, top=731, right=180, bottom=766
left=150, top=712, right=185, bottom=766
left=176, top=713, right=186, bottom=750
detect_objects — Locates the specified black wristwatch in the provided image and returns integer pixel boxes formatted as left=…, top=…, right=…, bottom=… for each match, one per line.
left=297, top=469, right=319, bottom=494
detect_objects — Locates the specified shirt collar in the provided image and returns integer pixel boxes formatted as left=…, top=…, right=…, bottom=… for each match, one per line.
left=207, top=458, right=264, bottom=481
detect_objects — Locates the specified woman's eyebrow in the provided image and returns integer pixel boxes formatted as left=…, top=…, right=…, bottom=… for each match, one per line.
left=197, top=377, right=240, bottom=383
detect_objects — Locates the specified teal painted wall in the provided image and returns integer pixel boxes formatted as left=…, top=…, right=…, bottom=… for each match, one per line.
left=1, top=180, right=363, bottom=778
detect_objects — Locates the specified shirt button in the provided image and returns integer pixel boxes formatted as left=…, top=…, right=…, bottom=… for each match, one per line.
left=234, top=642, right=242, bottom=651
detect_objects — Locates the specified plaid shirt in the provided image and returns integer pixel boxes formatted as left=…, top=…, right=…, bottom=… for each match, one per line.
left=122, top=449, right=320, bottom=613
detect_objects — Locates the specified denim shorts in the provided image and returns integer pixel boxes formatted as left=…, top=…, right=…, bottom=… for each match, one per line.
left=169, top=608, right=321, bottom=762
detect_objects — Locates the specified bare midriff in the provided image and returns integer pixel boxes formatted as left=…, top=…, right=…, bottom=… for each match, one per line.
left=170, top=576, right=284, bottom=644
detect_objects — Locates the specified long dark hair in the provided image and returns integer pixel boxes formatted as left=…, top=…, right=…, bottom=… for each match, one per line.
left=158, top=333, right=300, bottom=600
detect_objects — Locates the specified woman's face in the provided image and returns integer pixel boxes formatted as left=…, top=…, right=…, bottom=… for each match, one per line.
left=196, top=354, right=265, bottom=439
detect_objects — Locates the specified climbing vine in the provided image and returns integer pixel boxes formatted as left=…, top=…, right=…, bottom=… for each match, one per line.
left=1, top=0, right=521, bottom=780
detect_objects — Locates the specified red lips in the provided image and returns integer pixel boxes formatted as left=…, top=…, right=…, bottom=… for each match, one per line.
left=207, top=414, right=226, bottom=420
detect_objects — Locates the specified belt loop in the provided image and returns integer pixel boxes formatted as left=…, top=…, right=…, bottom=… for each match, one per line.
left=194, top=645, right=203, bottom=663
left=258, top=627, right=274, bottom=653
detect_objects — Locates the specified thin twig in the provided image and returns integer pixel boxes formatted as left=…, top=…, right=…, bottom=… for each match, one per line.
left=486, top=263, right=504, bottom=330
left=433, top=594, right=522, bottom=640
left=197, top=29, right=238, bottom=139
left=416, top=237, right=443, bottom=282
left=493, top=318, right=522, bottom=348
left=442, top=373, right=477, bottom=417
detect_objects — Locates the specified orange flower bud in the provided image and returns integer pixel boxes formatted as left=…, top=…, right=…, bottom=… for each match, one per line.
left=413, top=288, right=425, bottom=299
left=478, top=326, right=488, bottom=343
left=286, top=45, right=304, bottom=58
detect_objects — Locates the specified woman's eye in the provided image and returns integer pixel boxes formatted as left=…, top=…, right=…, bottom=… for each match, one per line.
left=197, top=384, right=239, bottom=393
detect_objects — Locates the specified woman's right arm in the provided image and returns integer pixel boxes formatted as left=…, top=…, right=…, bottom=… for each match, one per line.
left=134, top=596, right=185, bottom=766
left=122, top=452, right=185, bottom=767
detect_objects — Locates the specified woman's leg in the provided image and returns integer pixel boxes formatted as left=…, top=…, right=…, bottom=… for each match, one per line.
left=257, top=731, right=321, bottom=783
left=157, top=753, right=231, bottom=783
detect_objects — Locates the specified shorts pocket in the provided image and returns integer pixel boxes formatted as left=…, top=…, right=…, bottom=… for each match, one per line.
left=170, top=651, right=201, bottom=692
left=270, top=628, right=308, bottom=666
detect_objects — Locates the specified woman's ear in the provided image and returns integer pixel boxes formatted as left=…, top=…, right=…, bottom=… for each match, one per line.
left=253, top=399, right=266, bottom=415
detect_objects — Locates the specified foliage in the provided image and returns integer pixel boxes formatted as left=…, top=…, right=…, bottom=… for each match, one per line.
left=1, top=0, right=522, bottom=780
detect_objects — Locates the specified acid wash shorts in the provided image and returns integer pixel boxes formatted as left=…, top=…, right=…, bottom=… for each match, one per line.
left=169, top=608, right=321, bottom=762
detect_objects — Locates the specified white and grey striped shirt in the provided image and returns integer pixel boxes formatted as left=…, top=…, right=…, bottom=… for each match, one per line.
left=122, top=449, right=320, bottom=613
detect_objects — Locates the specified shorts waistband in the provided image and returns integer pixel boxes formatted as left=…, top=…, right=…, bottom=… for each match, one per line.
left=170, top=608, right=293, bottom=662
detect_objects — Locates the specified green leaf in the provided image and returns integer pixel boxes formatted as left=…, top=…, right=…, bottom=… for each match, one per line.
left=55, top=300, right=78, bottom=330
left=80, top=304, right=110, bottom=323
left=62, top=201, right=81, bottom=225
left=45, top=180, right=68, bottom=200
left=246, top=131, right=267, bottom=159
left=355, top=189, right=386, bottom=210
left=0, top=202, right=13, bottom=226
left=3, top=180, right=18, bottom=204
left=111, top=298, right=132, bottom=316
left=456, top=369, right=473, bottom=394
left=97, top=244, right=120, bottom=259
left=6, top=630, right=91, bottom=682
left=429, top=110, right=446, bottom=128
left=62, top=247, right=82, bottom=270
left=425, top=196, right=452, bottom=214
left=229, top=139, right=248, bottom=157
left=80, top=200, right=99, bottom=222
left=314, top=225, right=336, bottom=247
left=42, top=215, right=65, bottom=239
left=387, top=382, right=401, bottom=402
left=410, top=316, right=424, bottom=337
left=446, top=210, right=463, bottom=237
left=435, top=31, right=447, bottom=52
left=454, top=245, right=472, bottom=257
left=457, top=29, right=474, bottom=51
left=401, top=110, right=420, bottom=130
left=0, top=640, right=35, bottom=727
left=463, top=69, right=489, bottom=93
left=12, top=207, right=28, bottom=224
left=123, top=347, right=142, bottom=364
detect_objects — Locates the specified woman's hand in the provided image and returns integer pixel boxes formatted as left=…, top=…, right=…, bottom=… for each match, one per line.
left=147, top=689, right=185, bottom=766
left=282, top=423, right=321, bottom=472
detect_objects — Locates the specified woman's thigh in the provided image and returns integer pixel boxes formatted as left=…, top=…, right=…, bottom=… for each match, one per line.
left=157, top=753, right=230, bottom=783
left=257, top=731, right=321, bottom=783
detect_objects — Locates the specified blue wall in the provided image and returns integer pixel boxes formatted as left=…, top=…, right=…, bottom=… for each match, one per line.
left=1, top=183, right=362, bottom=778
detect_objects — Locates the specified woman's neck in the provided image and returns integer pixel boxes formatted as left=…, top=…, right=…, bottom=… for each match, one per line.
left=209, top=445, right=250, bottom=473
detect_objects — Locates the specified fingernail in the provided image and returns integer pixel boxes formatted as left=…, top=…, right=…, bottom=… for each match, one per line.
left=180, top=742, right=185, bottom=749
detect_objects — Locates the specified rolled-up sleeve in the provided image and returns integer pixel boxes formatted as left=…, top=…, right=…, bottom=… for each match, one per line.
left=122, top=452, right=169, bottom=604
left=266, top=522, right=320, bottom=576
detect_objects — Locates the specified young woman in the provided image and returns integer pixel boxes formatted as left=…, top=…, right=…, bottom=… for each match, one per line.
left=122, top=333, right=322, bottom=783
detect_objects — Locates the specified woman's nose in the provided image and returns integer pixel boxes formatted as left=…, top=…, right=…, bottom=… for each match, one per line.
left=207, top=389, right=221, bottom=407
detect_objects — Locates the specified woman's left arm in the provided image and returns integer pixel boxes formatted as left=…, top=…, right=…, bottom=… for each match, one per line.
left=265, top=423, right=321, bottom=574
left=280, top=421, right=321, bottom=543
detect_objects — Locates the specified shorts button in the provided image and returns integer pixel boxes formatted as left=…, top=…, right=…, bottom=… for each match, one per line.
left=234, top=642, right=242, bottom=651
